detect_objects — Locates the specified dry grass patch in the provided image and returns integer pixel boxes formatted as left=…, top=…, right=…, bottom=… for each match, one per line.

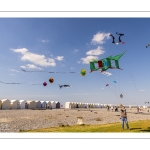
left=95, top=118, right=101, bottom=121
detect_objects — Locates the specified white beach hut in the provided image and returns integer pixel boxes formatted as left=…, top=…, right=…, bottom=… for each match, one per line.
left=82, top=103, right=85, bottom=108
left=97, top=103, right=100, bottom=108
left=72, top=102, right=77, bottom=108
left=73, top=102, right=78, bottom=108
left=51, top=101, right=56, bottom=109
left=93, top=103, right=97, bottom=108
left=85, top=103, right=89, bottom=108
left=69, top=102, right=74, bottom=108
left=41, top=101, right=47, bottom=109
left=100, top=104, right=104, bottom=108
left=35, top=100, right=42, bottom=109
left=65, top=102, right=71, bottom=109
left=26, top=100, right=36, bottom=109
left=19, top=100, right=27, bottom=109
left=82, top=103, right=86, bottom=108
left=10, top=100, right=20, bottom=109
left=75, top=102, right=79, bottom=108
left=0, top=100, right=2, bottom=110
left=1, top=99, right=11, bottom=110
left=45, top=101, right=52, bottom=109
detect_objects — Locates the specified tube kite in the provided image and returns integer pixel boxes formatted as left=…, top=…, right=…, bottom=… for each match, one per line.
left=90, top=51, right=126, bottom=72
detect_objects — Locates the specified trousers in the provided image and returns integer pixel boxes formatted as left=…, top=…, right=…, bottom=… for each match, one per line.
left=121, top=117, right=129, bottom=129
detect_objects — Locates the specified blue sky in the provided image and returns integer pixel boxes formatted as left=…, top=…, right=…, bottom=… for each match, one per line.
left=0, top=18, right=150, bottom=106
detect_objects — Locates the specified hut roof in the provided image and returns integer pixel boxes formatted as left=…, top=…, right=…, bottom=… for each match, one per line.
left=1, top=99, right=9, bottom=102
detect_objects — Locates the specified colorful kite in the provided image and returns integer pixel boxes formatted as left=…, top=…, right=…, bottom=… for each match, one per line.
left=49, top=78, right=54, bottom=83
left=90, top=51, right=126, bottom=72
left=80, top=69, right=86, bottom=76
left=43, top=82, right=47, bottom=86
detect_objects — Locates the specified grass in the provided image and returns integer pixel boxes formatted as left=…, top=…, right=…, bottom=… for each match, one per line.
left=20, top=119, right=150, bottom=132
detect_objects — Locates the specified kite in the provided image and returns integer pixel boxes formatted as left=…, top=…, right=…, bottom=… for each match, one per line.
left=109, top=34, right=115, bottom=43
left=120, top=94, right=123, bottom=98
left=113, top=81, right=117, bottom=83
left=21, top=69, right=79, bottom=74
left=146, top=43, right=150, bottom=48
left=0, top=81, right=26, bottom=84
left=109, top=32, right=125, bottom=44
left=59, top=84, right=70, bottom=89
left=106, top=84, right=109, bottom=86
left=49, top=78, right=54, bottom=83
left=43, top=82, right=47, bottom=86
left=80, top=69, right=86, bottom=76
left=90, top=51, right=126, bottom=72
left=116, top=32, right=125, bottom=44
left=0, top=81, right=42, bottom=85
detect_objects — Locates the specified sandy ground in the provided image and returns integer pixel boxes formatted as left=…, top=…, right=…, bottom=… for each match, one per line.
left=0, top=108, right=150, bottom=132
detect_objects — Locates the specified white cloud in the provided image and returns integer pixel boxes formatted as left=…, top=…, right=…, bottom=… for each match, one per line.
left=11, top=48, right=56, bottom=67
left=42, top=39, right=49, bottom=43
left=55, top=56, right=64, bottom=61
left=26, top=64, right=43, bottom=70
left=20, top=66, right=26, bottom=69
left=74, top=49, right=79, bottom=53
left=10, top=69, right=19, bottom=72
left=77, top=61, right=81, bottom=64
left=70, top=67, right=74, bottom=70
left=81, top=55, right=99, bottom=64
left=86, top=46, right=105, bottom=56
left=100, top=71, right=112, bottom=76
left=91, top=32, right=110, bottom=45
left=20, top=64, right=43, bottom=70
left=139, top=89, right=146, bottom=92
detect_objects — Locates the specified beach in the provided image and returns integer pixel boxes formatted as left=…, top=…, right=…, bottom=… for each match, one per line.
left=0, top=108, right=150, bottom=132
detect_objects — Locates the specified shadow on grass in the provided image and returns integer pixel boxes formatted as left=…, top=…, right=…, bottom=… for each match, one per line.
left=140, top=130, right=150, bottom=132
left=129, top=128, right=142, bottom=130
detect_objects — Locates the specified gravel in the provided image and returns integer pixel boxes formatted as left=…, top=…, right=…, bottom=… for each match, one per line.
left=0, top=108, right=150, bottom=132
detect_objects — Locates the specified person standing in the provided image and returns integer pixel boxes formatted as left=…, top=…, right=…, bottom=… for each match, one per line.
left=137, top=106, right=139, bottom=113
left=120, top=106, right=130, bottom=130
left=111, top=106, right=114, bottom=112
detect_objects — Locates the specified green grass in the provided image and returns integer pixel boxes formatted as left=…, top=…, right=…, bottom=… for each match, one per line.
left=20, top=119, right=150, bottom=132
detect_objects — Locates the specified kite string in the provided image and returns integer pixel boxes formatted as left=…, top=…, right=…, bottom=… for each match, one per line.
left=130, top=74, right=138, bottom=91
left=108, top=69, right=120, bottom=103
left=110, top=69, right=119, bottom=97
left=110, top=61, right=120, bottom=99
left=99, top=72, right=121, bottom=104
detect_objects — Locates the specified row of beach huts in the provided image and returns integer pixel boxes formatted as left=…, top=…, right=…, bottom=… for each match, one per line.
left=65, top=102, right=149, bottom=109
left=0, top=99, right=61, bottom=110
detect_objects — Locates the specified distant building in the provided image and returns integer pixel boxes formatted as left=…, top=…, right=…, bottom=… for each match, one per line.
left=50, top=101, right=56, bottom=109
left=0, top=100, right=2, bottom=110
left=41, top=101, right=47, bottom=109
left=1, top=99, right=10, bottom=110
left=19, top=100, right=28, bottom=109
left=55, top=101, right=60, bottom=108
left=10, top=100, right=20, bottom=109
left=45, top=101, right=52, bottom=109
left=26, top=100, right=36, bottom=109
left=35, top=100, right=42, bottom=109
